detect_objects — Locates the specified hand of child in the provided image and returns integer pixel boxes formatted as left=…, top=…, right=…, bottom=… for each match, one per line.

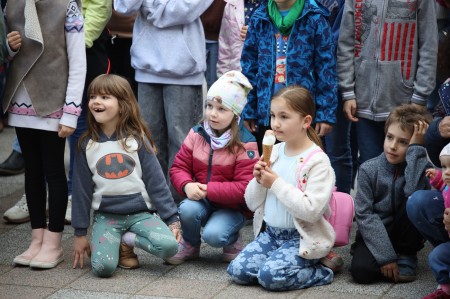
left=243, top=119, right=257, bottom=133
left=315, top=122, right=333, bottom=137
left=240, top=25, right=248, bottom=41
left=169, top=220, right=182, bottom=242
left=185, top=182, right=207, bottom=201
left=444, top=208, right=450, bottom=232
left=72, top=236, right=91, bottom=269
left=343, top=99, right=359, bottom=122
left=438, top=116, right=450, bottom=139
left=253, top=156, right=267, bottom=183
left=425, top=168, right=436, bottom=180
left=260, top=165, right=278, bottom=189
left=7, top=31, right=21, bottom=51
left=58, top=124, right=75, bottom=138
left=409, top=120, right=429, bottom=145
left=380, top=261, right=399, bottom=283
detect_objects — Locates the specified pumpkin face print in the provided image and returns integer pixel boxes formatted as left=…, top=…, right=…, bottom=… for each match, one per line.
left=96, top=153, right=135, bottom=179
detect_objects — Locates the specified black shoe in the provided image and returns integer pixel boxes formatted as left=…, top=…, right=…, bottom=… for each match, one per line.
left=0, top=151, right=25, bottom=176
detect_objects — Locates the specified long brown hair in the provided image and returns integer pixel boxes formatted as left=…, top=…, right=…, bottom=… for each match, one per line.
left=79, top=74, right=156, bottom=153
left=272, top=85, right=323, bottom=150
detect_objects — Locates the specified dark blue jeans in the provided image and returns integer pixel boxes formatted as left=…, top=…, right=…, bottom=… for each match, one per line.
left=205, top=41, right=218, bottom=89
left=324, top=100, right=353, bottom=193
left=407, top=190, right=450, bottom=284
left=355, top=118, right=385, bottom=165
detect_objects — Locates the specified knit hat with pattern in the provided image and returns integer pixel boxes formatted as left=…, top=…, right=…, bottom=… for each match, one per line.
left=206, top=71, right=253, bottom=116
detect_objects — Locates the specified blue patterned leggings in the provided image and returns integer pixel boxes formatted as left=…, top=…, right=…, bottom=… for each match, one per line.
left=227, top=225, right=333, bottom=291
left=91, top=211, right=178, bottom=277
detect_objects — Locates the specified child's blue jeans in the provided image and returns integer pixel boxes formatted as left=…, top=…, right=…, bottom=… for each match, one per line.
left=91, top=211, right=178, bottom=277
left=227, top=225, right=333, bottom=291
left=407, top=190, right=450, bottom=284
left=178, top=198, right=246, bottom=248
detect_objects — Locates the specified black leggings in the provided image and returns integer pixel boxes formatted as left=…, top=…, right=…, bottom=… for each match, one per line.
left=16, top=127, right=67, bottom=232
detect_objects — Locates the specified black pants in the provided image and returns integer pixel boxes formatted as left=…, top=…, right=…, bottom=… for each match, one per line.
left=107, top=37, right=137, bottom=96
left=16, top=127, right=67, bottom=232
left=350, top=202, right=424, bottom=284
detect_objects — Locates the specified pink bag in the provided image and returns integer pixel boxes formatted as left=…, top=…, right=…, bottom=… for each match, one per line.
left=298, top=149, right=354, bottom=247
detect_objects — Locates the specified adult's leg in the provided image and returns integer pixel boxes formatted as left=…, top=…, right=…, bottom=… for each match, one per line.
left=407, top=190, right=448, bottom=247
left=39, top=130, right=67, bottom=232
left=138, top=83, right=167, bottom=173
left=107, top=37, right=137, bottom=96
left=12, top=137, right=21, bottom=153
left=163, top=84, right=203, bottom=202
left=355, top=118, right=385, bottom=165
left=202, top=208, right=246, bottom=248
left=16, top=128, right=47, bottom=229
left=324, top=100, right=353, bottom=193
left=163, top=84, right=203, bottom=175
left=178, top=199, right=212, bottom=247
left=205, top=41, right=219, bottom=89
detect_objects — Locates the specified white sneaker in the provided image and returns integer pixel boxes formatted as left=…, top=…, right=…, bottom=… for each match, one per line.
left=65, top=195, right=72, bottom=224
left=4, top=194, right=30, bottom=223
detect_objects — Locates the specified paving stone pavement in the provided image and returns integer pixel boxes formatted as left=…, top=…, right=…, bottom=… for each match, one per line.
left=0, top=127, right=438, bottom=298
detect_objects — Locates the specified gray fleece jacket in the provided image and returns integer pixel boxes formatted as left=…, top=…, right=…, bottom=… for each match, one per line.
left=337, top=0, right=438, bottom=121
left=355, top=145, right=431, bottom=266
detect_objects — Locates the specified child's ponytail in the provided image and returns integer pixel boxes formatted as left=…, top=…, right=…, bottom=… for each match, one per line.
left=307, top=126, right=324, bottom=151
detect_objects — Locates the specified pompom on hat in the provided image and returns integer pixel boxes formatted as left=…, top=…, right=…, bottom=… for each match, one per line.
left=206, top=71, right=253, bottom=116
left=440, top=143, right=450, bottom=157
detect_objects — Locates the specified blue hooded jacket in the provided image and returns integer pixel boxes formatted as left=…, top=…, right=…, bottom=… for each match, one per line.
left=241, top=0, right=338, bottom=126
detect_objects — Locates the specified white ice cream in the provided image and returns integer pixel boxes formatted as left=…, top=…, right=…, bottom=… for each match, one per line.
left=262, top=134, right=276, bottom=146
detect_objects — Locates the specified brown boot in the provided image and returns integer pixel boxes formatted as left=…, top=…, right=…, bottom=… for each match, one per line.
left=30, top=230, right=64, bottom=269
left=13, top=228, right=45, bottom=266
left=118, top=243, right=139, bottom=269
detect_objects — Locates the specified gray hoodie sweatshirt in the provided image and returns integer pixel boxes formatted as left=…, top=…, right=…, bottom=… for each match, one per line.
left=337, top=0, right=438, bottom=121
left=114, top=0, right=213, bottom=85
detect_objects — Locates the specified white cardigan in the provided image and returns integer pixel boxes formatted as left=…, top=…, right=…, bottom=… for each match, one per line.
left=245, top=143, right=336, bottom=259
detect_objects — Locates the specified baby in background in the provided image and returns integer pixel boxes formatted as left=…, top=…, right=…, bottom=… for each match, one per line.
left=426, top=143, right=450, bottom=237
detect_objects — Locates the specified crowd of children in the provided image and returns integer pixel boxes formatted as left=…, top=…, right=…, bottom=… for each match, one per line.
left=0, top=0, right=449, bottom=298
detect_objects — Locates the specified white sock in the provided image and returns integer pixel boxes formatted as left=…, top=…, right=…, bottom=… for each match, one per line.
left=121, top=232, right=136, bottom=247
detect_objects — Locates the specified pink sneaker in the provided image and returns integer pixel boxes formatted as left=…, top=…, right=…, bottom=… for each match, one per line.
left=223, top=234, right=243, bottom=262
left=320, top=251, right=344, bottom=273
left=423, top=288, right=450, bottom=299
left=164, top=238, right=199, bottom=265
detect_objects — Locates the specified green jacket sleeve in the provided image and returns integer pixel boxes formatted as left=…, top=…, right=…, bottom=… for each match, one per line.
left=83, top=0, right=112, bottom=48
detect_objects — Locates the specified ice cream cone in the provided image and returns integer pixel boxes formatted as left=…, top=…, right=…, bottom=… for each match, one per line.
left=262, top=144, right=273, bottom=164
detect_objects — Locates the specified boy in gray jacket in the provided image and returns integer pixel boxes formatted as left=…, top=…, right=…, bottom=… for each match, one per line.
left=351, top=104, right=432, bottom=284
left=338, top=0, right=438, bottom=164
